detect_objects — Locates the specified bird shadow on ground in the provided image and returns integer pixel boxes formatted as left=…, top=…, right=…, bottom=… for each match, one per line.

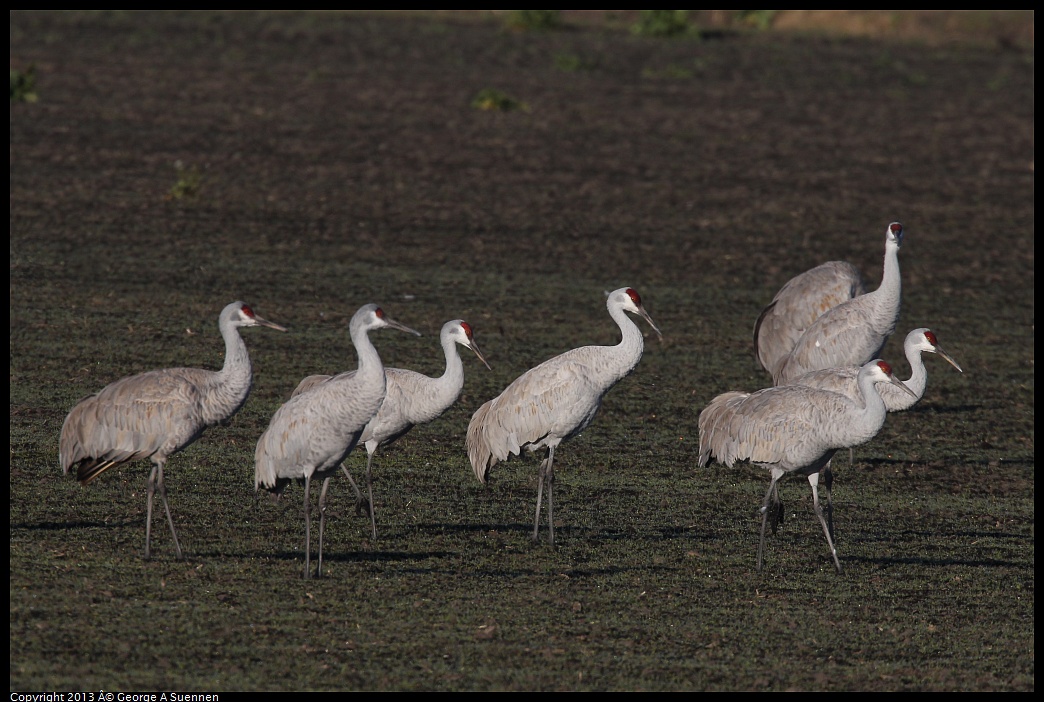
left=841, top=554, right=1029, bottom=569
left=908, top=403, right=984, bottom=414
left=215, top=548, right=457, bottom=567
left=11, top=518, right=141, bottom=531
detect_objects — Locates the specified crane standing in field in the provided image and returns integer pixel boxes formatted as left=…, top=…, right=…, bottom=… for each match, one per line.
left=254, top=303, right=420, bottom=579
left=769, top=222, right=904, bottom=386
left=59, top=300, right=287, bottom=560
left=290, top=319, right=491, bottom=540
left=698, top=359, right=917, bottom=573
left=466, top=287, right=662, bottom=547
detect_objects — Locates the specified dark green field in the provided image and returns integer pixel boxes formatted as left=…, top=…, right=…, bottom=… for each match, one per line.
left=10, top=11, right=1033, bottom=691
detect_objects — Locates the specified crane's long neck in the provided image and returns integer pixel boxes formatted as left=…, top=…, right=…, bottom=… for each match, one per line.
left=205, top=317, right=253, bottom=423
left=604, top=303, right=646, bottom=385
left=852, top=371, right=890, bottom=442
left=351, top=324, right=385, bottom=387
left=867, top=242, right=902, bottom=336
left=880, top=345, right=926, bottom=411
left=904, top=343, right=928, bottom=395
left=436, top=335, right=466, bottom=397
left=402, top=336, right=467, bottom=421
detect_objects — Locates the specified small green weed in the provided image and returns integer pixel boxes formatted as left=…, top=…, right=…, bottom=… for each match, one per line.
left=10, top=65, right=38, bottom=103
left=166, top=160, right=204, bottom=200
left=554, top=53, right=596, bottom=72
left=632, top=10, right=693, bottom=38
left=470, top=88, right=527, bottom=112
left=736, top=10, right=777, bottom=30
left=504, top=10, right=561, bottom=32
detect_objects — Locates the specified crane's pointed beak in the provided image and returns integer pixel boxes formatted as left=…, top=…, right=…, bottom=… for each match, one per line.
left=385, top=317, right=422, bottom=337
left=468, top=340, right=492, bottom=371
left=888, top=373, right=919, bottom=399
left=255, top=315, right=288, bottom=332
left=639, top=307, right=664, bottom=342
left=933, top=345, right=963, bottom=373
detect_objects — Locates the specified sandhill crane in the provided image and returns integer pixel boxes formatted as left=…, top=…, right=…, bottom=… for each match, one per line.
left=466, top=287, right=662, bottom=547
left=255, top=303, right=420, bottom=579
left=290, top=319, right=491, bottom=540
left=754, top=261, right=867, bottom=378
left=785, top=327, right=964, bottom=534
left=771, top=222, right=904, bottom=386
left=698, top=359, right=917, bottom=573
left=59, top=301, right=287, bottom=560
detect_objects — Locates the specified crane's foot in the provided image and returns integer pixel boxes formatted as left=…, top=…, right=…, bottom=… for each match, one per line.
left=354, top=497, right=371, bottom=518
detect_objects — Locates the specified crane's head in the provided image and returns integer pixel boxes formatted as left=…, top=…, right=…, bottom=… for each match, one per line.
left=886, top=221, right=904, bottom=249
left=227, top=301, right=288, bottom=332
left=446, top=320, right=491, bottom=370
left=867, top=359, right=919, bottom=399
left=352, top=303, right=422, bottom=337
left=910, top=328, right=964, bottom=373
left=608, top=287, right=663, bottom=341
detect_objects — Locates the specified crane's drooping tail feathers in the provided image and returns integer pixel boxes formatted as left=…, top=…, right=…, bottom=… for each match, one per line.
left=697, top=391, right=750, bottom=469
left=466, top=399, right=497, bottom=483
left=60, top=400, right=159, bottom=484
left=254, top=424, right=285, bottom=494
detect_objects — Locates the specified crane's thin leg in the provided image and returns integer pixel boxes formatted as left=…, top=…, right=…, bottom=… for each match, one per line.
left=546, top=446, right=556, bottom=548
left=808, top=471, right=842, bottom=574
left=533, top=457, right=548, bottom=542
left=145, top=464, right=158, bottom=560
left=364, top=450, right=377, bottom=540
left=155, top=461, right=183, bottom=560
left=316, top=475, right=331, bottom=579
left=340, top=464, right=369, bottom=517
left=303, top=473, right=312, bottom=580
left=821, top=460, right=835, bottom=542
left=758, top=468, right=785, bottom=571
left=768, top=480, right=784, bottom=535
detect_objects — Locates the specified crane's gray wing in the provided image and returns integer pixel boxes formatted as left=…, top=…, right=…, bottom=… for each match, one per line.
left=466, top=354, right=601, bottom=483
left=60, top=368, right=207, bottom=483
left=366, top=368, right=448, bottom=446
left=255, top=379, right=376, bottom=491
left=699, top=385, right=852, bottom=469
left=291, top=373, right=337, bottom=398
left=787, top=366, right=861, bottom=400
left=755, top=261, right=866, bottom=376
left=774, top=301, right=889, bottom=384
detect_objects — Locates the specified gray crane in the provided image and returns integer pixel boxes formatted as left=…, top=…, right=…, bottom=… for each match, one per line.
left=59, top=300, right=287, bottom=560
left=784, top=327, right=964, bottom=535
left=466, top=287, right=662, bottom=547
left=754, top=260, right=867, bottom=379
left=771, top=222, right=904, bottom=385
left=254, top=303, right=420, bottom=579
left=697, top=359, right=917, bottom=573
left=290, top=319, right=491, bottom=540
